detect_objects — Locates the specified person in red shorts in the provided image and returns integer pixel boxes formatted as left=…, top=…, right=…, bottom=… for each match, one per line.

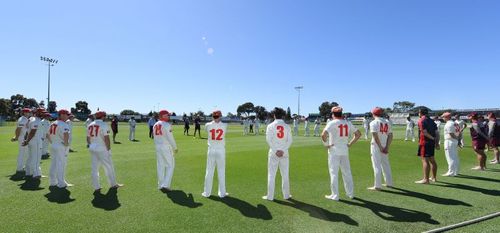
left=415, top=108, right=440, bottom=184
left=469, top=112, right=489, bottom=170
left=487, top=113, right=500, bottom=164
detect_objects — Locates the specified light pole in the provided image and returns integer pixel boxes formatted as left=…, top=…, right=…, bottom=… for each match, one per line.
left=40, top=56, right=58, bottom=109
left=294, top=86, right=303, bottom=116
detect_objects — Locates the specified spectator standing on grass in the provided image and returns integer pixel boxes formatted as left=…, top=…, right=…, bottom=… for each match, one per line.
left=111, top=116, right=118, bottom=143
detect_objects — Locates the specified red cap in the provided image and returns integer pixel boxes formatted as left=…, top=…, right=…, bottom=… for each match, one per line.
left=212, top=110, right=222, bottom=117
left=331, top=106, right=343, bottom=113
left=371, top=107, right=384, bottom=117
left=58, top=109, right=70, bottom=115
left=441, top=112, right=452, bottom=118
left=36, top=108, right=46, bottom=113
left=21, top=108, right=31, bottom=113
left=95, top=111, right=106, bottom=119
left=159, top=110, right=170, bottom=117
left=44, top=112, right=51, bottom=117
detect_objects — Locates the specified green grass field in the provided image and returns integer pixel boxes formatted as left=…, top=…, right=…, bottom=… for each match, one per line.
left=1, top=121, right=499, bottom=233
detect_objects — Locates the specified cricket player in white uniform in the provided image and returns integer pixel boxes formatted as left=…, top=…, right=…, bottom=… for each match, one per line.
left=243, top=118, right=249, bottom=135
left=23, top=108, right=45, bottom=179
left=362, top=116, right=370, bottom=140
left=442, top=112, right=460, bottom=176
left=11, top=108, right=31, bottom=174
left=10, top=108, right=31, bottom=175
left=153, top=110, right=178, bottom=192
left=405, top=116, right=416, bottom=142
left=454, top=115, right=467, bottom=148
left=87, top=111, right=122, bottom=191
left=293, top=117, right=299, bottom=136
left=322, top=106, right=361, bottom=201
left=254, top=118, right=260, bottom=135
left=40, top=112, right=51, bottom=158
left=263, top=107, right=293, bottom=201
left=128, top=117, right=137, bottom=141
left=304, top=118, right=310, bottom=136
left=202, top=110, right=229, bottom=198
left=85, top=114, right=94, bottom=129
left=47, top=109, right=71, bottom=188
left=314, top=118, right=321, bottom=137
left=434, top=117, right=442, bottom=145
left=368, top=107, right=393, bottom=191
left=66, top=114, right=74, bottom=152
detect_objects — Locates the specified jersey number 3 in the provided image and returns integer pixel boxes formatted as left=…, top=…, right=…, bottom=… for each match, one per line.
left=210, top=129, right=224, bottom=141
left=277, top=126, right=285, bottom=139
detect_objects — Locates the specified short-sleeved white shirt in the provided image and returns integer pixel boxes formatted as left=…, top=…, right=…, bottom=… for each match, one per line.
left=153, top=121, right=177, bottom=149
left=370, top=117, right=392, bottom=146
left=48, top=120, right=70, bottom=148
left=87, top=120, right=110, bottom=151
left=444, top=120, right=460, bottom=141
left=205, top=121, right=227, bottom=148
left=17, top=116, right=29, bottom=140
left=323, top=118, right=358, bottom=156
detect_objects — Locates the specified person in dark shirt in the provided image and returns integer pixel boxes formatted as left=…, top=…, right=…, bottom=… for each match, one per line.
left=469, top=112, right=489, bottom=170
left=111, top=116, right=119, bottom=144
left=487, top=113, right=500, bottom=164
left=415, top=108, right=440, bottom=184
left=183, top=115, right=190, bottom=136
left=194, top=115, right=201, bottom=138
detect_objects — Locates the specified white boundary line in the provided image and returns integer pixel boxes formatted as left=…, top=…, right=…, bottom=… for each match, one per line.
left=423, top=212, right=500, bottom=233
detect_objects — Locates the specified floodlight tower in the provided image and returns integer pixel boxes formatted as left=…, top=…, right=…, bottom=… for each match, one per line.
left=40, top=56, right=58, bottom=107
left=294, top=86, right=304, bottom=117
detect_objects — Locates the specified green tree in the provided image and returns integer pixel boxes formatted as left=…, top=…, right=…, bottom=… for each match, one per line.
left=48, top=101, right=57, bottom=113
left=318, top=101, right=339, bottom=120
left=72, top=101, right=91, bottom=115
left=254, top=105, right=268, bottom=121
left=120, top=109, right=139, bottom=115
left=0, top=98, right=11, bottom=117
left=393, top=101, right=415, bottom=113
left=286, top=107, right=292, bottom=121
left=236, top=102, right=255, bottom=117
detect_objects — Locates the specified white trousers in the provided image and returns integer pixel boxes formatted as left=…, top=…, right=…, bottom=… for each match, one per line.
left=364, top=128, right=369, bottom=139
left=26, top=139, right=42, bottom=177
left=328, top=154, right=353, bottom=200
left=314, top=126, right=320, bottom=136
left=129, top=128, right=135, bottom=141
left=42, top=137, right=49, bottom=155
left=266, top=150, right=290, bottom=200
left=293, top=127, right=298, bottom=136
left=156, top=145, right=175, bottom=189
left=255, top=126, right=260, bottom=135
left=444, top=139, right=460, bottom=175
left=203, top=147, right=226, bottom=197
left=90, top=150, right=117, bottom=190
left=243, top=127, right=248, bottom=135
left=370, top=146, right=393, bottom=188
left=304, top=127, right=310, bottom=136
left=49, top=146, right=68, bottom=187
left=405, top=129, right=415, bottom=141
left=16, top=141, right=28, bottom=172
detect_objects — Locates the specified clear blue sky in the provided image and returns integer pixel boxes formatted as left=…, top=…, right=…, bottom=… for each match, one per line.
left=1, top=0, right=499, bottom=115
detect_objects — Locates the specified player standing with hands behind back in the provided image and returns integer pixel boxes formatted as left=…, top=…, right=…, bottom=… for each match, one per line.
left=153, top=110, right=178, bottom=192
left=263, top=107, right=293, bottom=201
left=368, top=107, right=393, bottom=191
left=87, top=111, right=123, bottom=192
left=322, top=106, right=361, bottom=201
left=202, top=110, right=228, bottom=198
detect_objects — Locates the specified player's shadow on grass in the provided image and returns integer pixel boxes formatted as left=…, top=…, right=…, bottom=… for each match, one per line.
left=486, top=168, right=500, bottom=172
left=44, top=186, right=75, bottom=204
left=380, top=187, right=471, bottom=207
left=19, top=178, right=44, bottom=191
left=8, top=172, right=25, bottom=181
left=274, top=199, right=358, bottom=226
left=456, top=174, right=500, bottom=183
left=165, top=190, right=202, bottom=208
left=340, top=198, right=439, bottom=225
left=433, top=181, right=500, bottom=196
left=91, top=188, right=121, bottom=211
left=208, top=196, right=272, bottom=220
